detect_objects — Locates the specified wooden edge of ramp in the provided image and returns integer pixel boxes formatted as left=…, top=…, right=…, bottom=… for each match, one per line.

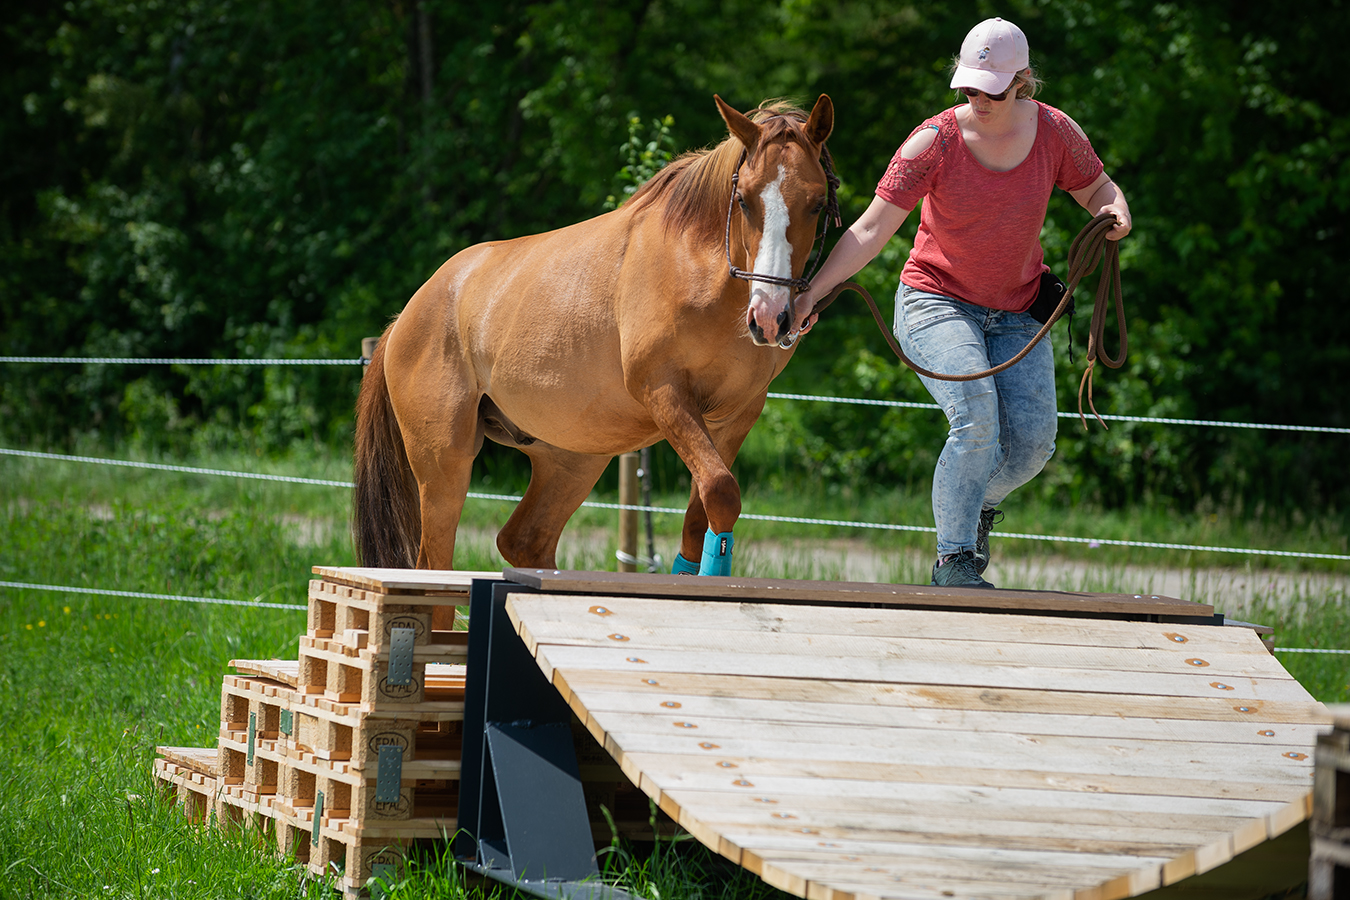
left=502, top=568, right=1217, bottom=620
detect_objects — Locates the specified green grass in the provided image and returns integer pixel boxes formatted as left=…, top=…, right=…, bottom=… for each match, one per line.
left=1, top=447, right=1347, bottom=899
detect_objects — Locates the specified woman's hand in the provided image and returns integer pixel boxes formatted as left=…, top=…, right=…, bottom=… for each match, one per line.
left=1101, top=200, right=1132, bottom=241
left=786, top=196, right=914, bottom=339
left=1072, top=172, right=1132, bottom=241
left=790, top=287, right=823, bottom=336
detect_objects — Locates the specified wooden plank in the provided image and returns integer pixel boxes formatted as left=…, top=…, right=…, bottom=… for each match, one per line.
left=774, top=863, right=1092, bottom=900
left=657, top=787, right=1262, bottom=836
left=502, top=568, right=1213, bottom=618
left=685, top=807, right=1237, bottom=855
left=784, top=866, right=1140, bottom=900
left=564, top=687, right=1324, bottom=745
left=551, top=668, right=1329, bottom=725
left=584, top=708, right=1316, bottom=772
left=512, top=618, right=1283, bottom=681
left=743, top=848, right=1132, bottom=886
left=230, top=658, right=301, bottom=687
left=625, top=752, right=1311, bottom=805
left=592, top=726, right=1311, bottom=785
left=722, top=830, right=1173, bottom=871
left=508, top=594, right=1251, bottom=652
left=229, top=658, right=300, bottom=687
left=156, top=745, right=220, bottom=777
left=311, top=566, right=499, bottom=594
left=743, top=850, right=1128, bottom=900
left=531, top=643, right=1314, bottom=702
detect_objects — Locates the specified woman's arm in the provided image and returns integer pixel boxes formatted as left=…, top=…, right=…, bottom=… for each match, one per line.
left=1069, top=171, right=1132, bottom=241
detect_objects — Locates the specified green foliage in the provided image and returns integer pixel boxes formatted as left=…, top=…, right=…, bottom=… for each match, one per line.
left=2, top=0, right=1349, bottom=514
left=605, top=114, right=679, bottom=211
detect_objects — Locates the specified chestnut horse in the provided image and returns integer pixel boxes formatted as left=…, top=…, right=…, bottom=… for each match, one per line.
left=354, top=95, right=835, bottom=576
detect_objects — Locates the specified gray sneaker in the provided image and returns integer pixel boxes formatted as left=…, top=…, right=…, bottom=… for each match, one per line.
left=974, top=508, right=1004, bottom=575
left=930, top=550, right=995, bottom=589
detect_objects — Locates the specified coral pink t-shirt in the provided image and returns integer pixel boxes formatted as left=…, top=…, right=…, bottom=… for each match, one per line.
left=876, top=101, right=1104, bottom=311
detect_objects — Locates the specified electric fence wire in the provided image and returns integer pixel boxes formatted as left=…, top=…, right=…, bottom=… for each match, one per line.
left=6, top=576, right=1349, bottom=654
left=2, top=357, right=1347, bottom=434
left=765, top=392, right=1350, bottom=434
left=6, top=449, right=1349, bottom=651
left=0, top=579, right=306, bottom=611
left=0, top=356, right=363, bottom=366
left=4, top=446, right=1349, bottom=562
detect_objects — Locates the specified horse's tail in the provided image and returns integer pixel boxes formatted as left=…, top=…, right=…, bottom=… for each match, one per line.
left=353, top=328, right=421, bottom=568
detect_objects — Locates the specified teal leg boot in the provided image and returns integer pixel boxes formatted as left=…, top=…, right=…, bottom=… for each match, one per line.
left=699, top=529, right=734, bottom=576
left=671, top=553, right=700, bottom=576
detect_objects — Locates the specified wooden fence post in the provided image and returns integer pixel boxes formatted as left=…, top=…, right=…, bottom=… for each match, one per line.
left=617, top=452, right=640, bottom=572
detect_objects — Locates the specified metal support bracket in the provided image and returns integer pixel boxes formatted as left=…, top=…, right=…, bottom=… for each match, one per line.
left=375, top=743, right=403, bottom=804
left=388, top=625, right=416, bottom=686
left=247, top=712, right=256, bottom=765
left=279, top=708, right=293, bottom=736
left=456, top=578, right=635, bottom=900
left=312, top=789, right=324, bottom=846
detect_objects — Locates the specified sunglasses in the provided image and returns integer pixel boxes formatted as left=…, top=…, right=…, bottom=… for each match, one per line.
left=960, top=85, right=1014, bottom=102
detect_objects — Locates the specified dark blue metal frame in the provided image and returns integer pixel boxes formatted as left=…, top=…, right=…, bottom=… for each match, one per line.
left=457, top=578, right=636, bottom=900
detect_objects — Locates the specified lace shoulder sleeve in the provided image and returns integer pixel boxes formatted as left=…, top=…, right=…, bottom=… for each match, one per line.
left=1040, top=103, right=1104, bottom=190
left=876, top=111, right=954, bottom=207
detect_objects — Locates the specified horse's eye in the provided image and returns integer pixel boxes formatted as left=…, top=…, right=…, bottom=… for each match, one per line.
left=811, top=199, right=826, bottom=215
left=736, top=194, right=748, bottom=211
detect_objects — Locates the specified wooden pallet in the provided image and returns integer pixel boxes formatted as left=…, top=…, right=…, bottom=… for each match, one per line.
left=503, top=588, right=1329, bottom=900
left=299, top=575, right=472, bottom=708
left=155, top=748, right=449, bottom=896
left=1311, top=704, right=1350, bottom=899
left=153, top=568, right=496, bottom=897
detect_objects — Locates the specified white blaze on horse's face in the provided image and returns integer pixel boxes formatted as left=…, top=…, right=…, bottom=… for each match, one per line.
left=746, top=164, right=793, bottom=346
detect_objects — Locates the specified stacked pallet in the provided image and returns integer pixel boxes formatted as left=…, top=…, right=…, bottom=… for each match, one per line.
left=1311, top=704, right=1350, bottom=899
left=154, top=567, right=493, bottom=898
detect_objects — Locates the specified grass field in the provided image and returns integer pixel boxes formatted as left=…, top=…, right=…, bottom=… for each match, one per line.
left=2, top=447, right=1347, bottom=899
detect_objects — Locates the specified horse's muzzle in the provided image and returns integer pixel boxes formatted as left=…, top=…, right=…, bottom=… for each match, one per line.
left=746, top=302, right=793, bottom=348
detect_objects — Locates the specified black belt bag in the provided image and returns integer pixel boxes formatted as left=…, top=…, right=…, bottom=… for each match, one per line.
left=1026, top=269, right=1072, bottom=325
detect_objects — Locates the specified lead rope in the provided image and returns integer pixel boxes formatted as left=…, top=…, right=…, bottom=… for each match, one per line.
left=1070, top=213, right=1127, bottom=429
left=806, top=212, right=1125, bottom=430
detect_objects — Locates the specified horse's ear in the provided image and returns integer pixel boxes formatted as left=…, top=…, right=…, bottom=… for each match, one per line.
left=805, top=94, right=834, bottom=147
left=715, top=94, right=761, bottom=154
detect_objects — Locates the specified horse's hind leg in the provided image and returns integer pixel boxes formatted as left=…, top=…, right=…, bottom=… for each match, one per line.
left=497, top=446, right=611, bottom=569
left=397, top=399, right=483, bottom=572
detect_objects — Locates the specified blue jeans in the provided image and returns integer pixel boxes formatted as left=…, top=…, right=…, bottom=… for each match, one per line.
left=894, top=282, right=1058, bottom=557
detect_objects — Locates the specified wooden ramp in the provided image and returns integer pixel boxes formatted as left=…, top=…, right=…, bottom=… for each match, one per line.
left=498, top=570, right=1329, bottom=900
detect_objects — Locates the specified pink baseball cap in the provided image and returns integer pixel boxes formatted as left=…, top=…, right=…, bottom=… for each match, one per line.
left=950, top=17, right=1029, bottom=94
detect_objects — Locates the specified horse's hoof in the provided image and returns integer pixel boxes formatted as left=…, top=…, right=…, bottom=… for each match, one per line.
left=671, top=553, right=700, bottom=576
left=699, top=529, right=734, bottom=576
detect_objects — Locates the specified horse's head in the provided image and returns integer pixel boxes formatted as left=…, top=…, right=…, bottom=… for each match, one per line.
left=716, top=94, right=835, bottom=349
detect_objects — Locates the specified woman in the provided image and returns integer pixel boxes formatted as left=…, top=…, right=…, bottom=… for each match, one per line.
left=791, top=17, right=1131, bottom=588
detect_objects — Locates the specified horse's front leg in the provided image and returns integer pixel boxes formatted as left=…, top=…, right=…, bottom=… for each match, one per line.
left=672, top=482, right=710, bottom=575
left=648, top=386, right=760, bottom=576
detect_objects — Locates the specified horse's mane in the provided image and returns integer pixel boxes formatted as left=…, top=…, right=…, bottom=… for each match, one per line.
left=624, top=100, right=814, bottom=246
